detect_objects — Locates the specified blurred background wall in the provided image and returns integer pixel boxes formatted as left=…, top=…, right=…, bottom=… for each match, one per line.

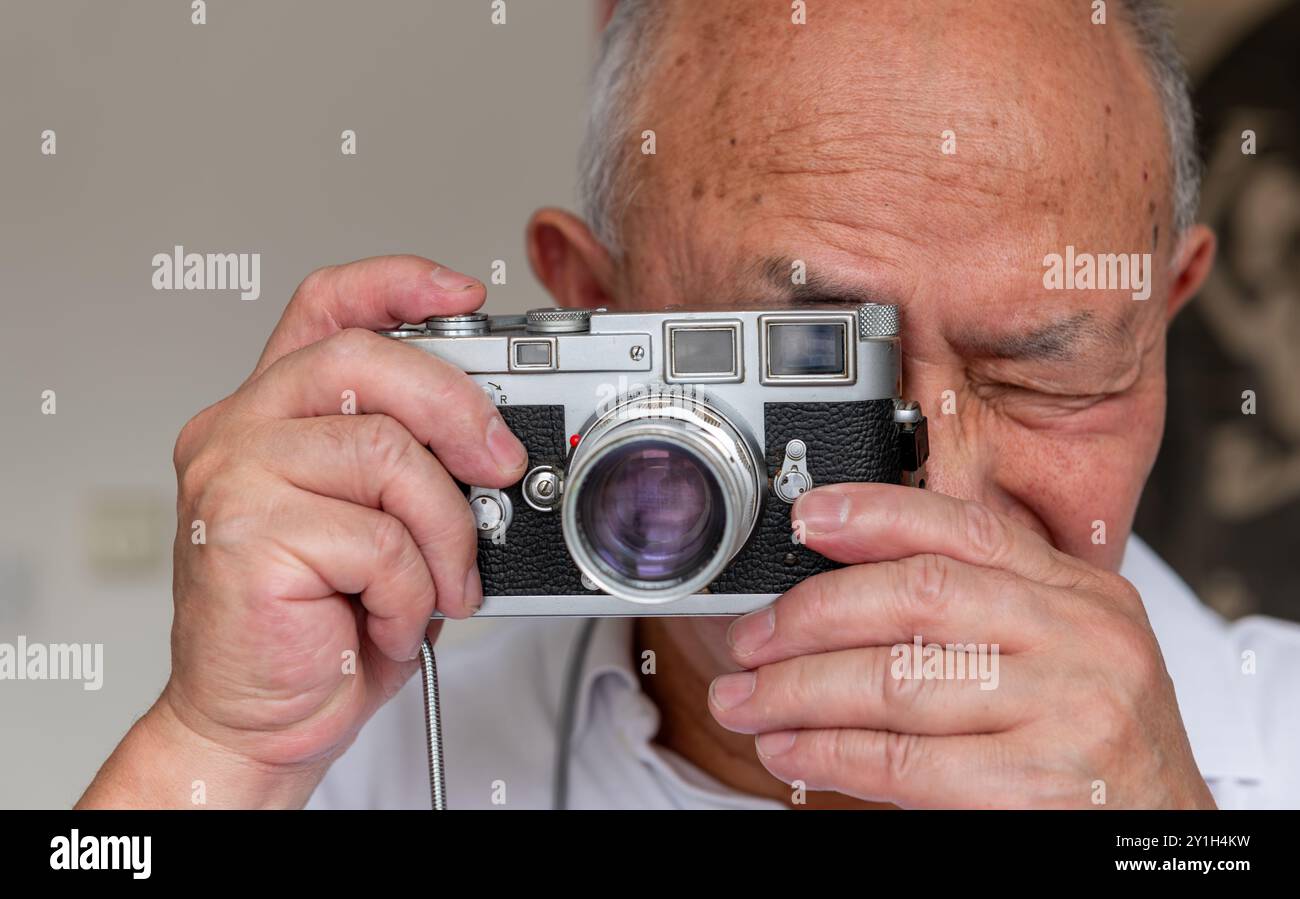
left=1, top=0, right=1295, bottom=808
left=1, top=0, right=592, bottom=810
left=1136, top=0, right=1300, bottom=625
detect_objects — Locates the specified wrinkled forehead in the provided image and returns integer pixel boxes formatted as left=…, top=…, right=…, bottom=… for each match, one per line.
left=618, top=0, right=1172, bottom=301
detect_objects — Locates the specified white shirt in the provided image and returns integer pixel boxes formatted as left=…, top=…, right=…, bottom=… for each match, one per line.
left=307, top=535, right=1300, bottom=810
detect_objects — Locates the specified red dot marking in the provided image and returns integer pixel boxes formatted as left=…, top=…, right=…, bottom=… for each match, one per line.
left=569, top=434, right=581, bottom=448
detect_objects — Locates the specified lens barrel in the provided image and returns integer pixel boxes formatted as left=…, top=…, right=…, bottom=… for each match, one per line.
left=562, top=391, right=763, bottom=604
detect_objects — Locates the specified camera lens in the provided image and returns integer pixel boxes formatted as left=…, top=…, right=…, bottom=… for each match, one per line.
left=562, top=390, right=763, bottom=604
left=577, top=440, right=726, bottom=584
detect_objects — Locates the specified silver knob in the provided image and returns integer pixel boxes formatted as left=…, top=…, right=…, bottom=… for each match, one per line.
left=522, top=466, right=562, bottom=512
left=526, top=307, right=590, bottom=334
left=856, top=303, right=900, bottom=338
left=468, top=486, right=512, bottom=544
left=774, top=439, right=813, bottom=503
left=425, top=313, right=490, bottom=336
left=775, top=470, right=811, bottom=503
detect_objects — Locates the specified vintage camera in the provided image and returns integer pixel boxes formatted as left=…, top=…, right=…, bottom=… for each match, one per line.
left=378, top=305, right=928, bottom=616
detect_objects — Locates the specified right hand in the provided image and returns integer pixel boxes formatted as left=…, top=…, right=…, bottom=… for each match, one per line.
left=79, top=255, right=529, bottom=808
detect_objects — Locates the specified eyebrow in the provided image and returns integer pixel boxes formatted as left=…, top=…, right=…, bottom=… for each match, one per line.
left=966, top=311, right=1095, bottom=362
left=757, top=256, right=901, bottom=308
left=957, top=310, right=1141, bottom=363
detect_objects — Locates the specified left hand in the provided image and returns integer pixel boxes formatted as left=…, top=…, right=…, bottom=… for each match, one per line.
left=707, top=482, right=1215, bottom=809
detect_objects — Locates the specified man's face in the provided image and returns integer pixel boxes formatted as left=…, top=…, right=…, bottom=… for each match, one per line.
left=605, top=0, right=1178, bottom=578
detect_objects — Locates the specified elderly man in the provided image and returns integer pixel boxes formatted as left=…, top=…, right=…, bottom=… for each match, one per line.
left=80, top=0, right=1299, bottom=809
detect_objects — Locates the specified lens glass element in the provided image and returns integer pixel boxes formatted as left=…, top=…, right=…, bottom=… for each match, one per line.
left=577, top=439, right=725, bottom=584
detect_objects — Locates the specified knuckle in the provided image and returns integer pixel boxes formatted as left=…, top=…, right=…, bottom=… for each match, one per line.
left=293, top=265, right=337, bottom=305
left=326, top=326, right=381, bottom=361
left=310, top=414, right=355, bottom=457
left=882, top=730, right=926, bottom=790
left=420, top=495, right=477, bottom=564
left=1089, top=603, right=1162, bottom=686
left=795, top=730, right=851, bottom=786
left=173, top=402, right=221, bottom=471
left=185, top=469, right=250, bottom=540
left=780, top=661, right=819, bottom=714
left=370, top=512, right=412, bottom=569
left=876, top=486, right=908, bottom=531
left=893, top=553, right=952, bottom=629
left=797, top=576, right=836, bottom=627
left=176, top=451, right=214, bottom=503
left=961, top=500, right=1008, bottom=564
left=878, top=646, right=928, bottom=712
left=426, top=359, right=485, bottom=420
left=1117, top=627, right=1164, bottom=688
left=1103, top=571, right=1145, bottom=613
left=173, top=419, right=202, bottom=471
left=359, top=413, right=417, bottom=474
left=789, top=569, right=850, bottom=639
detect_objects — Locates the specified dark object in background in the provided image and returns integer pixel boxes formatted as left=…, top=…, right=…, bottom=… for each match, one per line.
left=1136, top=1, right=1300, bottom=623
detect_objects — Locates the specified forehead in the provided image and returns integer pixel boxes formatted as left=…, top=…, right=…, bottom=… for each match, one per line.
left=620, top=0, right=1172, bottom=327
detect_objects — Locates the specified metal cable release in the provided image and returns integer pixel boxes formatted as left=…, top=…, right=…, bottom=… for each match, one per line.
left=419, top=637, right=448, bottom=810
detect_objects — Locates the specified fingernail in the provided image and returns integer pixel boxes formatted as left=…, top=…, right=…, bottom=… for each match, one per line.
left=727, top=607, right=775, bottom=657
left=463, top=565, right=483, bottom=613
left=430, top=265, right=481, bottom=292
left=486, top=416, right=528, bottom=474
left=709, top=671, right=756, bottom=711
left=793, top=490, right=849, bottom=535
left=756, top=731, right=797, bottom=758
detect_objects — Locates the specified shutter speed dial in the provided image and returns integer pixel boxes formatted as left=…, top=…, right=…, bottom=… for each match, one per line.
left=525, top=308, right=590, bottom=334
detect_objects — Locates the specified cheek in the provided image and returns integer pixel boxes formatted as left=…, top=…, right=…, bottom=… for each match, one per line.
left=918, top=384, right=1164, bottom=572
left=998, top=389, right=1166, bottom=570
left=998, top=431, right=1152, bottom=570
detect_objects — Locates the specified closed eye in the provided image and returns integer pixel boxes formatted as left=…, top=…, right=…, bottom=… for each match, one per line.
left=969, top=380, right=1124, bottom=426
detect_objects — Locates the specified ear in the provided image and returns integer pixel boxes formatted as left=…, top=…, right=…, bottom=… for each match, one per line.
left=1165, top=223, right=1216, bottom=321
left=596, top=0, right=618, bottom=29
left=526, top=207, right=618, bottom=310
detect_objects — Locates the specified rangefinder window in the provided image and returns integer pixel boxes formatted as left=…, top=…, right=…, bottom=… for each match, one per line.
left=510, top=338, right=556, bottom=371
left=664, top=321, right=743, bottom=382
left=762, top=318, right=854, bottom=384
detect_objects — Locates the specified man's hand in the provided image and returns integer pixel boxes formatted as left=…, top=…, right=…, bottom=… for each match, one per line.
left=79, top=255, right=528, bottom=808
left=708, top=483, right=1215, bottom=809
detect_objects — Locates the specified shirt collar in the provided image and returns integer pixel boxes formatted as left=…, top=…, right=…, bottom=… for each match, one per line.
left=546, top=617, right=781, bottom=808
left=533, top=617, right=638, bottom=742
left=570, top=617, right=640, bottom=738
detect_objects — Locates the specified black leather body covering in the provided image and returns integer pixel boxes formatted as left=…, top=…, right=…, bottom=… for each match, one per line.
left=476, top=399, right=901, bottom=599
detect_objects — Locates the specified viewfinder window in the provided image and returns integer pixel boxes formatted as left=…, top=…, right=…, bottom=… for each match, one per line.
left=767, top=323, right=847, bottom=377
left=513, top=340, right=553, bottom=367
left=672, top=328, right=737, bottom=375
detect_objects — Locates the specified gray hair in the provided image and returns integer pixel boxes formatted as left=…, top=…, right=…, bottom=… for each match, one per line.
left=1121, top=0, right=1202, bottom=238
left=578, top=0, right=1201, bottom=256
left=577, top=0, right=662, bottom=256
